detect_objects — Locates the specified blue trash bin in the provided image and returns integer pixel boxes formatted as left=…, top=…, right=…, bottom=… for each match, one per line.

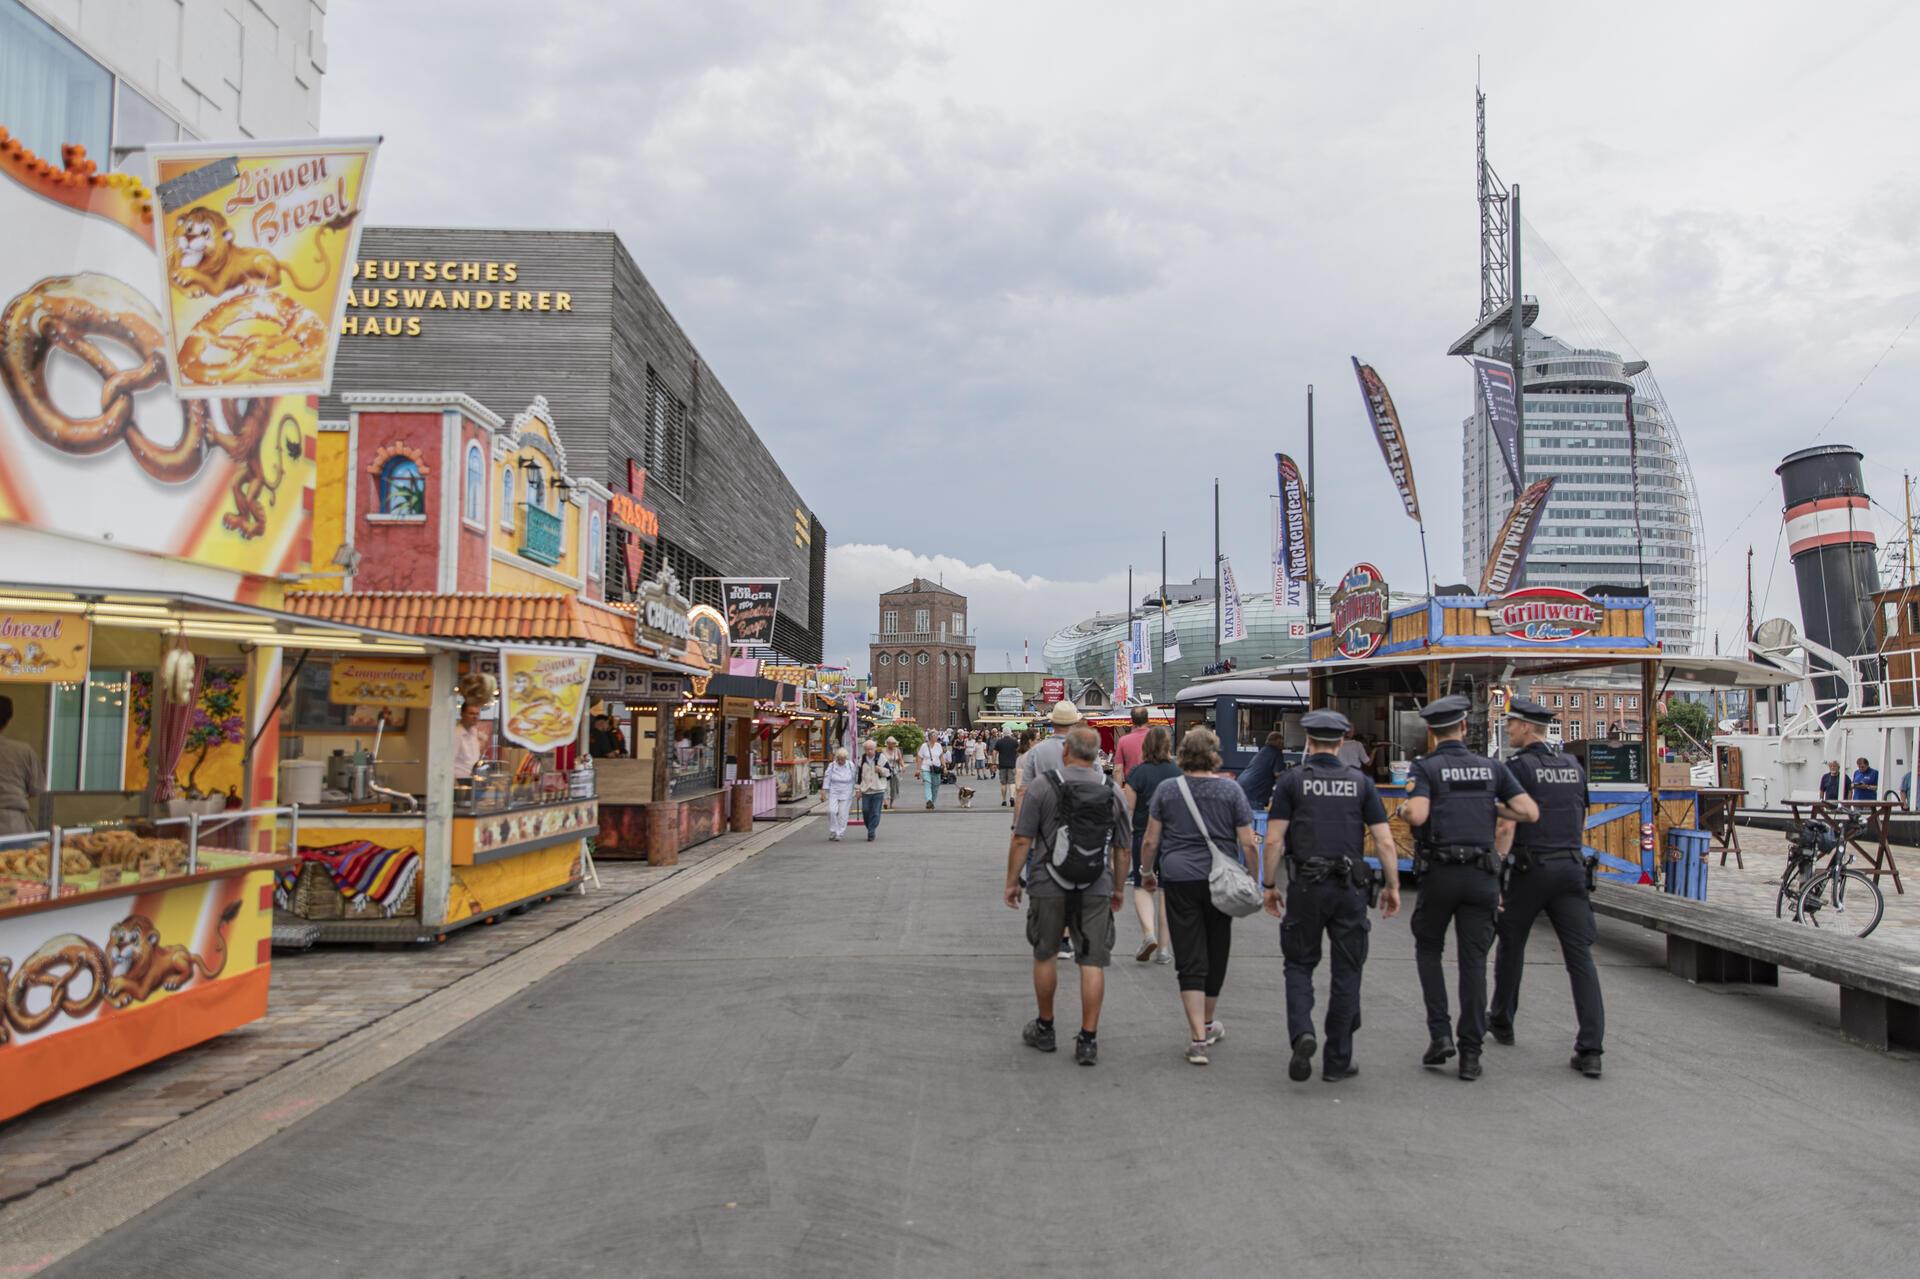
left=1665, top=828, right=1711, bottom=901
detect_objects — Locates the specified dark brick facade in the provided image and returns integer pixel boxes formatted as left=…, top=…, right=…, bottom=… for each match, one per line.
left=323, top=227, right=824, bottom=662
left=870, top=579, right=975, bottom=729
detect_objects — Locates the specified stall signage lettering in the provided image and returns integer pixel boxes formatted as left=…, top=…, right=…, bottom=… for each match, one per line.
left=1488, top=587, right=1602, bottom=643
left=634, top=566, right=692, bottom=651
left=329, top=657, right=432, bottom=708
left=687, top=605, right=729, bottom=669
left=720, top=580, right=781, bottom=648
left=1330, top=562, right=1389, bottom=660
left=1041, top=677, right=1067, bottom=703
left=0, top=611, right=90, bottom=683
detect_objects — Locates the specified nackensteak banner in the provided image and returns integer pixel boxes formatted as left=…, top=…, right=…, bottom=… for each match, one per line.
left=1351, top=357, right=1421, bottom=522
left=719, top=579, right=781, bottom=648
left=1274, top=452, right=1309, bottom=608
left=1471, top=356, right=1524, bottom=492
left=1479, top=476, right=1557, bottom=595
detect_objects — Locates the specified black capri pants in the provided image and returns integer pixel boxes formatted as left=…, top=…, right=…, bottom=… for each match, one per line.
left=1162, top=880, right=1232, bottom=997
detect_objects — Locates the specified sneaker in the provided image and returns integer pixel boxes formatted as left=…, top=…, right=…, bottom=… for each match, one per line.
left=1204, top=1020, right=1226, bottom=1046
left=925, top=802, right=934, bottom=810
left=1571, top=1052, right=1603, bottom=1078
left=1288, top=1033, right=1317, bottom=1083
left=1074, top=1035, right=1098, bottom=1067
left=1153, top=950, right=1173, bottom=965
left=1058, top=937, right=1074, bottom=959
left=1186, top=1040, right=1210, bottom=1066
left=1021, top=1019, right=1057, bottom=1053
left=1135, top=936, right=1159, bottom=962
left=1489, top=1018, right=1515, bottom=1046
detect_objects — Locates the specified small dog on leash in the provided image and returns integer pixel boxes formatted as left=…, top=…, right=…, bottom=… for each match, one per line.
left=956, top=786, right=977, bottom=809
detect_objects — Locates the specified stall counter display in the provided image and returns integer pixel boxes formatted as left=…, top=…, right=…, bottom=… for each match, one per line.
left=0, top=836, right=287, bottom=1121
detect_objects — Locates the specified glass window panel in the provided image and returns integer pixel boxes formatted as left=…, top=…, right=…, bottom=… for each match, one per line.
left=0, top=0, right=111, bottom=164
left=48, top=677, right=83, bottom=790
left=81, top=669, right=128, bottom=790
left=110, top=81, right=179, bottom=170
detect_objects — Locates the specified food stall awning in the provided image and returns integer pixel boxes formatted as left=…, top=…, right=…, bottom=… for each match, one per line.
left=0, top=583, right=452, bottom=654
left=281, top=590, right=705, bottom=674
left=1197, top=651, right=1798, bottom=690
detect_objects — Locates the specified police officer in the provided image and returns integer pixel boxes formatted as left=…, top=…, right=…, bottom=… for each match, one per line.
left=1261, top=709, right=1402, bottom=1084
left=1403, top=694, right=1537, bottom=1081
left=1489, top=697, right=1606, bottom=1078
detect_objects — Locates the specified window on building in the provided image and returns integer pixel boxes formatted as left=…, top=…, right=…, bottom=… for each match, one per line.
left=378, top=457, right=426, bottom=516
left=1627, top=696, right=1639, bottom=709
left=1908, top=601, right=1920, bottom=636
left=0, top=1, right=111, bottom=166
left=897, top=680, right=909, bottom=697
left=914, top=608, right=930, bottom=633
left=642, top=365, right=690, bottom=496
left=948, top=711, right=957, bottom=727
left=1570, top=694, right=1582, bottom=709
left=588, top=511, right=604, bottom=581
left=953, top=612, right=965, bottom=634
left=501, top=470, right=516, bottom=530
left=882, top=610, right=898, bottom=635
left=949, top=680, right=958, bottom=699
left=1551, top=694, right=1562, bottom=708
left=1614, top=695, right=1626, bottom=709
left=110, top=82, right=181, bottom=171
left=878, top=653, right=891, bottom=666
left=917, top=652, right=929, bottom=665
left=464, top=443, right=485, bottom=523
left=938, top=652, right=946, bottom=666
left=896, top=651, right=910, bottom=666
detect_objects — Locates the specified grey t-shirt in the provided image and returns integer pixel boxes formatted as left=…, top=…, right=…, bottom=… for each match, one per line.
left=1014, top=764, right=1129, bottom=897
left=1148, top=772, right=1254, bottom=882
left=1016, top=732, right=1069, bottom=791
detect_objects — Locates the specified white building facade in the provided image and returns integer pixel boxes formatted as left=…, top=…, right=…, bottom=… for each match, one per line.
left=3, top=0, right=326, bottom=171
left=1462, top=329, right=1705, bottom=652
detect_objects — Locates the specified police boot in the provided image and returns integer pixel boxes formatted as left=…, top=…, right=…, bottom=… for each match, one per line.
left=1489, top=1017, right=1515, bottom=1046
left=1458, top=1051, right=1483, bottom=1082
left=1571, top=1052, right=1603, bottom=1079
left=1421, top=1035, right=1456, bottom=1067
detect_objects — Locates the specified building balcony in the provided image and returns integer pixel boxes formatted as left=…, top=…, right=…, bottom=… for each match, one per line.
left=519, top=503, right=564, bottom=565
left=870, top=631, right=977, bottom=645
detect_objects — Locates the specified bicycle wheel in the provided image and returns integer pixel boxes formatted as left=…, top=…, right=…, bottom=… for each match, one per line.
left=1795, top=869, right=1885, bottom=939
left=1775, top=868, right=1805, bottom=921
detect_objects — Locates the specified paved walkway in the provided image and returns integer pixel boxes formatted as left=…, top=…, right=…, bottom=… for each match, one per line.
left=0, top=832, right=760, bottom=1203
left=23, top=806, right=1920, bottom=1277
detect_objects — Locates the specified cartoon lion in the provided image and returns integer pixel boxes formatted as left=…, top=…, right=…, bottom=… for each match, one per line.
left=103, top=900, right=241, bottom=1007
left=167, top=207, right=346, bottom=298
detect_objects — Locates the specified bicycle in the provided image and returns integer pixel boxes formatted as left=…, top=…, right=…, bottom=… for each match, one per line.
left=1778, top=812, right=1884, bottom=938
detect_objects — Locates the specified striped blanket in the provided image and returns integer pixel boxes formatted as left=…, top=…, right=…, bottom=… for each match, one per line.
left=276, top=840, right=422, bottom=917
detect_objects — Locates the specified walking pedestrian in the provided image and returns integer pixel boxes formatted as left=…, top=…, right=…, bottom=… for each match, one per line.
left=857, top=738, right=891, bottom=843
left=1005, top=725, right=1130, bottom=1066
left=1139, top=726, right=1258, bottom=1064
left=1015, top=701, right=1081, bottom=823
left=1403, top=695, right=1538, bottom=1081
left=1112, top=706, right=1152, bottom=781
left=1262, top=709, right=1402, bottom=1082
left=916, top=734, right=945, bottom=808
left=1122, top=725, right=1178, bottom=964
left=992, top=727, right=1020, bottom=806
left=883, top=736, right=904, bottom=809
left=1490, top=698, right=1605, bottom=1077
left=1235, top=731, right=1288, bottom=809
left=823, top=747, right=855, bottom=840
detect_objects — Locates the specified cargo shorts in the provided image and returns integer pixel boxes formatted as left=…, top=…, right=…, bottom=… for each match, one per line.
left=1026, top=890, right=1115, bottom=966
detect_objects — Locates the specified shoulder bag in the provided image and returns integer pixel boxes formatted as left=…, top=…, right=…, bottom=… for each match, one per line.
left=1174, top=774, right=1262, bottom=917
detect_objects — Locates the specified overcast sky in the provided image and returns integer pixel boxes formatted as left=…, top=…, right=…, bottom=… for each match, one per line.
left=323, top=0, right=1920, bottom=672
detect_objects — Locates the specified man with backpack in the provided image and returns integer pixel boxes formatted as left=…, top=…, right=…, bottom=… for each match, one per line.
left=1004, top=725, right=1131, bottom=1066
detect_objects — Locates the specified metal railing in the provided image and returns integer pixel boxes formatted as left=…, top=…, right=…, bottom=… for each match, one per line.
left=869, top=631, right=977, bottom=645
left=0, top=804, right=305, bottom=900
left=1848, top=654, right=1920, bottom=714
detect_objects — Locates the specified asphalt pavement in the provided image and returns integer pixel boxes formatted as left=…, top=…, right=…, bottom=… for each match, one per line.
left=48, top=805, right=1920, bottom=1278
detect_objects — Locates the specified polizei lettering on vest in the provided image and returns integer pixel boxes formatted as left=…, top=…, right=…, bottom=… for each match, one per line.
left=1303, top=778, right=1359, bottom=797
left=1535, top=767, right=1584, bottom=785
left=1440, top=766, right=1493, bottom=783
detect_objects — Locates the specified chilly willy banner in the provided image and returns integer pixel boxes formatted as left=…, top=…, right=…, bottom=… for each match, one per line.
left=149, top=136, right=380, bottom=399
left=1479, top=477, right=1557, bottom=594
left=1471, top=356, right=1524, bottom=492
left=719, top=579, right=781, bottom=648
left=1274, top=453, right=1310, bottom=609
left=1351, top=357, right=1421, bottom=522
left=1218, top=557, right=1247, bottom=643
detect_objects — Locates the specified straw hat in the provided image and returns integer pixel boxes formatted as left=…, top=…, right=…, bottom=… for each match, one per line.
left=1048, top=699, right=1083, bottom=727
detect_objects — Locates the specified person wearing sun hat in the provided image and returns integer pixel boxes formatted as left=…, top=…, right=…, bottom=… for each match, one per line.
left=1013, top=699, right=1084, bottom=824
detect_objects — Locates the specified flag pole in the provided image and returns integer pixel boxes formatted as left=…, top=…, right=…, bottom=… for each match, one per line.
left=1213, top=479, right=1222, bottom=668
left=1160, top=531, right=1169, bottom=704
left=1306, top=384, right=1317, bottom=628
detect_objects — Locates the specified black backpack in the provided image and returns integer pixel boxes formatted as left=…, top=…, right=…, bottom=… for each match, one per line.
left=1044, top=768, right=1116, bottom=890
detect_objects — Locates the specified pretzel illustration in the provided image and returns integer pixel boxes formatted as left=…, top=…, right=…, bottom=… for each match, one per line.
left=0, top=273, right=303, bottom=537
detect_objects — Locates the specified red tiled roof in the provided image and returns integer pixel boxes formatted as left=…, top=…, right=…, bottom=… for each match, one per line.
left=283, top=591, right=665, bottom=658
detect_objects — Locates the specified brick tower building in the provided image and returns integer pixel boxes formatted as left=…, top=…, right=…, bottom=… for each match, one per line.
left=871, top=579, right=976, bottom=728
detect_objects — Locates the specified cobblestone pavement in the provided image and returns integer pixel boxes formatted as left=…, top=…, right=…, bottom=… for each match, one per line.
left=0, top=834, right=764, bottom=1203
left=1685, top=823, right=1920, bottom=957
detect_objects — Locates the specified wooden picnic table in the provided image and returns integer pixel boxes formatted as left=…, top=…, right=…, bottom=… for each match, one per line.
left=1695, top=787, right=1747, bottom=867
left=1784, top=798, right=1905, bottom=895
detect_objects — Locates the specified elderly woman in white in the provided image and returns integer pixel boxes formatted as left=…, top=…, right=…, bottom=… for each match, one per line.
left=823, top=746, right=856, bottom=841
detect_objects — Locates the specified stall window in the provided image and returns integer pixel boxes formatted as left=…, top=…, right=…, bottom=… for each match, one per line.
left=378, top=457, right=426, bottom=516
left=464, top=442, right=486, bottom=524
left=588, top=510, right=604, bottom=580
left=47, top=670, right=130, bottom=790
left=501, top=470, right=516, bottom=530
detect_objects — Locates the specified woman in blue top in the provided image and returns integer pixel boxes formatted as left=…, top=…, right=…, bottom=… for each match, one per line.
left=1123, top=727, right=1180, bottom=966
left=1140, top=727, right=1258, bottom=1064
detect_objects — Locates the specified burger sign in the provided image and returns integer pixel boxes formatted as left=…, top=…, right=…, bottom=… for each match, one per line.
left=1487, top=587, right=1603, bottom=643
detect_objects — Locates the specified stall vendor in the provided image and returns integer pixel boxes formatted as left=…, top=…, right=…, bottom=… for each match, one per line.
left=0, top=695, right=43, bottom=835
left=590, top=710, right=627, bottom=759
left=454, top=699, right=492, bottom=781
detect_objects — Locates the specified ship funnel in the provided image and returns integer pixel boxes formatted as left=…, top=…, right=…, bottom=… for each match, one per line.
left=1777, top=445, right=1880, bottom=720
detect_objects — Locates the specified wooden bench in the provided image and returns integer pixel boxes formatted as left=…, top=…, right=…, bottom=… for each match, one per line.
left=1591, top=883, right=1920, bottom=1051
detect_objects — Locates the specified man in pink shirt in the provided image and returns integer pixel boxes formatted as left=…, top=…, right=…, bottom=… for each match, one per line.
left=1111, top=706, right=1151, bottom=782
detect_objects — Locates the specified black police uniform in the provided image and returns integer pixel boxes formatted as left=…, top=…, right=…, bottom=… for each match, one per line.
left=1270, top=751, right=1387, bottom=1076
left=1490, top=739, right=1605, bottom=1057
left=1408, top=736, right=1524, bottom=1060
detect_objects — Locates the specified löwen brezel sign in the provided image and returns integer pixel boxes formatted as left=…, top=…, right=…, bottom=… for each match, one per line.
left=1486, top=587, right=1603, bottom=643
